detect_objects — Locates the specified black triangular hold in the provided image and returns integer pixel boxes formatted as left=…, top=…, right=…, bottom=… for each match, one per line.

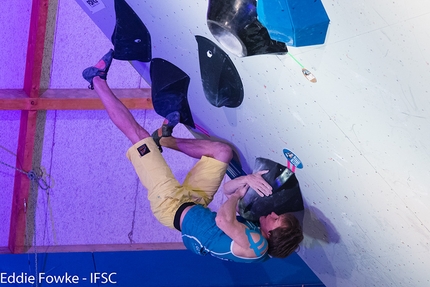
left=150, top=58, right=195, bottom=128
left=111, top=0, right=151, bottom=62
left=196, top=36, right=244, bottom=108
left=238, top=157, right=304, bottom=222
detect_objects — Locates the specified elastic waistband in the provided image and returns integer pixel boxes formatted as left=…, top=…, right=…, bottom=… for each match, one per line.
left=173, top=202, right=196, bottom=231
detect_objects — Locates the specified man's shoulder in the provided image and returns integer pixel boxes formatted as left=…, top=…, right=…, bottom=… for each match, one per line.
left=237, top=216, right=260, bottom=230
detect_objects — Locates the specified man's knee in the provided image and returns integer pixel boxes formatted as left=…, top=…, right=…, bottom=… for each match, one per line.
left=212, top=142, right=233, bottom=163
left=129, top=126, right=151, bottom=145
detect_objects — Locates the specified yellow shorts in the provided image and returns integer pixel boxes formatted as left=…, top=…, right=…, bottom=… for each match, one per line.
left=126, top=137, right=228, bottom=229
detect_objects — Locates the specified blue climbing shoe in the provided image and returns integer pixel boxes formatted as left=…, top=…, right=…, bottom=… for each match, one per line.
left=151, top=111, right=181, bottom=152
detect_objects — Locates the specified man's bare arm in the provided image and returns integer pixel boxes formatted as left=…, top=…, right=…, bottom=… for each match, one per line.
left=216, top=185, right=252, bottom=248
left=215, top=185, right=267, bottom=255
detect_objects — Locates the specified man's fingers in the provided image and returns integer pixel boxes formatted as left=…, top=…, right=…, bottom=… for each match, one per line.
left=263, top=181, right=272, bottom=190
left=260, top=181, right=272, bottom=193
left=237, top=184, right=249, bottom=197
left=247, top=171, right=273, bottom=196
left=255, top=185, right=272, bottom=197
left=249, top=178, right=272, bottom=196
left=240, top=184, right=249, bottom=190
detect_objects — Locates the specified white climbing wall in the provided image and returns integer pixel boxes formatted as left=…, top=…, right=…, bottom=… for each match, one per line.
left=1, top=0, right=430, bottom=286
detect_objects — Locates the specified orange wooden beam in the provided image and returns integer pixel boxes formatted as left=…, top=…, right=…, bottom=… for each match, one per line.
left=0, top=243, right=186, bottom=255
left=9, top=0, right=49, bottom=254
left=23, top=0, right=49, bottom=98
left=8, top=110, right=39, bottom=254
left=0, top=89, right=153, bottom=110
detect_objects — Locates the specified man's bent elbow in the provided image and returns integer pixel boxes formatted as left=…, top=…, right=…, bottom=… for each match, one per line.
left=215, top=214, right=227, bottom=229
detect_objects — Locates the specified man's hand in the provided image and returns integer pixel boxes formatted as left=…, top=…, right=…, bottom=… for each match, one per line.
left=234, top=184, right=249, bottom=199
left=223, top=170, right=273, bottom=197
left=246, top=170, right=272, bottom=197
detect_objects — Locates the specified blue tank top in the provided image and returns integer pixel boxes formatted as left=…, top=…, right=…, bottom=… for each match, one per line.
left=181, top=205, right=270, bottom=263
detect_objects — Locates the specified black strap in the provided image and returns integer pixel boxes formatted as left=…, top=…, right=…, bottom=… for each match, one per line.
left=173, top=202, right=196, bottom=231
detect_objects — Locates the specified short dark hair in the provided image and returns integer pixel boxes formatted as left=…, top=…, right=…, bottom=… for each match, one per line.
left=267, top=213, right=304, bottom=258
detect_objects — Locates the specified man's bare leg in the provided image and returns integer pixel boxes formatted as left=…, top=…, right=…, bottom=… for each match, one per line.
left=93, top=76, right=149, bottom=144
left=92, top=73, right=228, bottom=163
left=86, top=51, right=232, bottom=162
left=156, top=125, right=233, bottom=163
left=92, top=71, right=230, bottom=163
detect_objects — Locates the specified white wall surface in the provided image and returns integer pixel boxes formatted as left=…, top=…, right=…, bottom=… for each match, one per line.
left=1, top=0, right=430, bottom=286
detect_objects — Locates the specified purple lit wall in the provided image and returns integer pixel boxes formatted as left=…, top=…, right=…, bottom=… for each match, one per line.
left=1, top=1, right=222, bottom=246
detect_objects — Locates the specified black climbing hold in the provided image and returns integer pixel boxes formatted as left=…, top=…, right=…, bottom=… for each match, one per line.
left=111, top=0, right=152, bottom=62
left=206, top=0, right=288, bottom=57
left=196, top=36, right=244, bottom=108
left=150, top=58, right=195, bottom=128
left=238, top=157, right=304, bottom=222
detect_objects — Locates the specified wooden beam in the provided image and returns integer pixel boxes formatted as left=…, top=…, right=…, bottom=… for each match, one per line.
left=0, top=89, right=28, bottom=109
left=9, top=0, right=49, bottom=254
left=0, top=243, right=186, bottom=254
left=8, top=110, right=38, bottom=254
left=31, top=243, right=186, bottom=254
left=23, top=0, right=49, bottom=98
left=0, top=89, right=153, bottom=110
